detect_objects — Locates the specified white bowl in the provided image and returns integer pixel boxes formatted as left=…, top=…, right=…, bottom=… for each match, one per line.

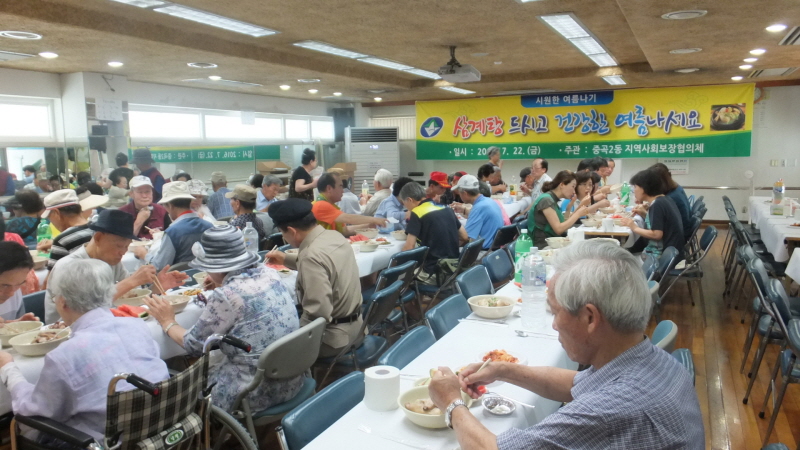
left=580, top=218, right=600, bottom=228
left=161, top=295, right=191, bottom=314
left=398, top=386, right=472, bottom=429
left=359, top=229, right=378, bottom=239
left=9, top=328, right=70, bottom=356
left=391, top=230, right=407, bottom=241
left=32, top=256, right=48, bottom=270
left=538, top=249, right=558, bottom=265
left=192, top=271, right=209, bottom=286
left=0, top=321, right=43, bottom=347
left=284, top=249, right=299, bottom=255
left=545, top=237, right=570, bottom=249
left=113, top=289, right=152, bottom=307
left=359, top=242, right=379, bottom=253
left=467, top=295, right=515, bottom=319
left=598, top=207, right=616, bottom=214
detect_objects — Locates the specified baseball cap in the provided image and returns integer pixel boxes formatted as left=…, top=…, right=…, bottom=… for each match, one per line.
left=158, top=181, right=196, bottom=204
left=130, top=176, right=153, bottom=189
left=77, top=191, right=109, bottom=212
left=453, top=174, right=480, bottom=191
left=429, top=171, right=451, bottom=188
left=210, top=172, right=227, bottom=184
left=187, top=179, right=208, bottom=196
left=225, top=184, right=258, bottom=203
left=41, top=190, right=80, bottom=219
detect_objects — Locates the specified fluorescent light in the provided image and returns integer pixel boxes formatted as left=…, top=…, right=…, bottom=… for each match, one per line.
left=293, top=40, right=367, bottom=59
left=279, top=85, right=291, bottom=90
left=0, top=31, right=42, bottom=40
left=187, top=62, right=217, bottom=68
left=108, top=61, right=124, bottom=67
left=516, top=0, right=546, bottom=2
left=297, top=78, right=321, bottom=83
left=602, top=75, right=626, bottom=85
left=539, top=14, right=589, bottom=39
left=358, top=57, right=413, bottom=71
left=743, top=57, right=758, bottom=63
left=374, top=97, right=382, bottom=102
left=674, top=68, right=699, bottom=73
left=766, top=24, right=787, bottom=32
left=153, top=5, right=278, bottom=37
left=38, top=52, right=58, bottom=59
left=108, top=0, right=166, bottom=7
left=670, top=48, right=702, bottom=54
left=588, top=53, right=617, bottom=67
left=308, top=89, right=318, bottom=94
left=750, top=48, right=766, bottom=55
left=731, top=76, right=744, bottom=81
left=439, top=86, right=475, bottom=94
left=404, top=68, right=441, bottom=79
left=739, top=64, right=753, bottom=70
left=333, top=92, right=342, bottom=96
left=208, top=75, right=222, bottom=80
left=570, top=36, right=606, bottom=55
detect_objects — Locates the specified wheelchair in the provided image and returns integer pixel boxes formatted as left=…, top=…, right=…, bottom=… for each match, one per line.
left=10, top=334, right=257, bottom=450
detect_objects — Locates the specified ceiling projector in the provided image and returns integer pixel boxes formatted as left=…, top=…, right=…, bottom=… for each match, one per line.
left=438, top=46, right=481, bottom=83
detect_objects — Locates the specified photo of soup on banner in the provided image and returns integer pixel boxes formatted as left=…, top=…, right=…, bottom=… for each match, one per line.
left=416, top=84, right=754, bottom=160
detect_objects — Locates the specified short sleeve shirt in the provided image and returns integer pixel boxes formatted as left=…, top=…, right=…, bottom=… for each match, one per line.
left=290, top=166, right=314, bottom=202
left=530, top=192, right=560, bottom=249
left=406, top=199, right=461, bottom=273
left=465, top=195, right=504, bottom=249
left=644, top=196, right=685, bottom=259
left=312, top=197, right=346, bottom=234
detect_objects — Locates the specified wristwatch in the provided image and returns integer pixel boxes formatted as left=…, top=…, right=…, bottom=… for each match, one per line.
left=445, top=399, right=467, bottom=429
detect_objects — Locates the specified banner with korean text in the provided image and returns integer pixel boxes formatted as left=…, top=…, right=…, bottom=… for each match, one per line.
left=130, top=145, right=280, bottom=163
left=416, top=84, right=753, bottom=160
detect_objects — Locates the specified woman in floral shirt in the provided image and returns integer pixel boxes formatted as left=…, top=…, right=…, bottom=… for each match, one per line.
left=145, top=225, right=303, bottom=412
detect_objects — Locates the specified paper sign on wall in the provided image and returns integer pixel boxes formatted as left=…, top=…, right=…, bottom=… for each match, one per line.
left=95, top=98, right=124, bottom=121
left=658, top=158, right=689, bottom=175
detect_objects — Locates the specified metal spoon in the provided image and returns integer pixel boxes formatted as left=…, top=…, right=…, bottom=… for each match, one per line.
left=515, top=330, right=558, bottom=340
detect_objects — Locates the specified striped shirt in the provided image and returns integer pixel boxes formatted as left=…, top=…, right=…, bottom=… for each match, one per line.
left=497, top=338, right=704, bottom=450
left=46, top=224, right=94, bottom=270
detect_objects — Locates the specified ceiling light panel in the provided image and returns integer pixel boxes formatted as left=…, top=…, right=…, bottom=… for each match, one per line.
left=569, top=36, right=606, bottom=55
left=293, top=41, right=367, bottom=59
left=0, top=31, right=41, bottom=40
left=108, top=0, right=166, bottom=7
left=439, top=86, right=475, bottom=94
left=588, top=53, right=617, bottom=67
left=403, top=68, right=441, bottom=79
left=358, top=57, right=414, bottom=71
left=153, top=5, right=278, bottom=37
left=602, top=75, right=626, bottom=85
left=540, top=13, right=617, bottom=67
left=539, top=14, right=589, bottom=39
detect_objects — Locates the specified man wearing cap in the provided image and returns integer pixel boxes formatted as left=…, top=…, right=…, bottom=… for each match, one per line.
left=187, top=179, right=215, bottom=223
left=207, top=171, right=234, bottom=219
left=40, top=190, right=95, bottom=271
left=227, top=184, right=266, bottom=242
left=360, top=169, right=393, bottom=217
left=266, top=199, right=363, bottom=357
left=452, top=175, right=504, bottom=251
left=427, top=171, right=454, bottom=206
left=257, top=175, right=283, bottom=213
left=136, top=181, right=213, bottom=270
left=119, top=176, right=171, bottom=240
left=46, top=209, right=185, bottom=323
left=312, top=172, right=388, bottom=236
left=131, top=149, right=165, bottom=202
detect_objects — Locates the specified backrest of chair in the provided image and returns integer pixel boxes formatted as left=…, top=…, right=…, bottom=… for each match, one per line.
left=642, top=254, right=657, bottom=281
left=490, top=224, right=519, bottom=250
left=259, top=317, right=327, bottom=380
left=281, top=371, right=365, bottom=450
left=766, top=278, right=793, bottom=326
left=425, top=294, right=471, bottom=340
left=688, top=217, right=702, bottom=240
left=691, top=200, right=705, bottom=215
left=22, top=291, right=45, bottom=320
left=458, top=238, right=485, bottom=269
left=365, top=280, right=403, bottom=330
left=738, top=244, right=757, bottom=265
left=687, top=194, right=696, bottom=207
left=654, top=246, right=679, bottom=282
left=455, top=266, right=494, bottom=299
left=375, top=261, right=417, bottom=294
left=699, top=225, right=717, bottom=252
left=268, top=232, right=285, bottom=249
left=278, top=244, right=294, bottom=252
left=481, top=248, right=515, bottom=285
left=376, top=326, right=436, bottom=369
left=652, top=320, right=678, bottom=353
left=746, top=258, right=770, bottom=299
left=389, top=246, right=428, bottom=268
left=695, top=207, right=707, bottom=220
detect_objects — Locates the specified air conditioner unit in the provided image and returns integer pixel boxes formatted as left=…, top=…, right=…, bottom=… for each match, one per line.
left=345, top=127, right=399, bottom=189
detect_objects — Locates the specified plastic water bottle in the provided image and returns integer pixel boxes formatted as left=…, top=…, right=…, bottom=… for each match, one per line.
left=362, top=180, right=370, bottom=196
left=242, top=222, right=258, bottom=253
left=520, top=248, right=548, bottom=330
left=620, top=182, right=631, bottom=206
left=514, top=231, right=532, bottom=283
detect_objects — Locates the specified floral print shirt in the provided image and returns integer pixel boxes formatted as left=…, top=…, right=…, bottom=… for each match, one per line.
left=183, top=265, right=303, bottom=412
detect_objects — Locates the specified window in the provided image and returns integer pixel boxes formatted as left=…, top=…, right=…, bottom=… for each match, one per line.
left=285, top=119, right=309, bottom=140
left=129, top=110, right=202, bottom=139
left=310, top=120, right=334, bottom=140
left=204, top=115, right=282, bottom=139
left=0, top=102, right=52, bottom=139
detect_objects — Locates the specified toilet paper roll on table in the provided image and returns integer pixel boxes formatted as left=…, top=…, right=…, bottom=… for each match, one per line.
left=364, top=365, right=401, bottom=411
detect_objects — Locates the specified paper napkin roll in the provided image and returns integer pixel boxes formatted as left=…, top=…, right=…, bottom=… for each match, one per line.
left=364, top=365, right=400, bottom=411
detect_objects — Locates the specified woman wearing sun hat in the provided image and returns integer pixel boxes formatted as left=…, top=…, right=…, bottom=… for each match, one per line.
left=144, top=224, right=303, bottom=412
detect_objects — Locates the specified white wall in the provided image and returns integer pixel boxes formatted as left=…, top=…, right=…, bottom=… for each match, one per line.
left=0, top=68, right=61, bottom=99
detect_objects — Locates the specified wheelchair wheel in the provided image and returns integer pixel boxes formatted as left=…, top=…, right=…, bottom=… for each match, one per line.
left=208, top=405, right=257, bottom=450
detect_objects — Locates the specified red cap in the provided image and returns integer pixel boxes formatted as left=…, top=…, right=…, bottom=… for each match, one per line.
left=429, top=171, right=451, bottom=188
left=453, top=171, right=468, bottom=179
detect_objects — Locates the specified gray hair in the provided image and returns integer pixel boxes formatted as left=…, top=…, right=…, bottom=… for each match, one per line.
left=261, top=175, right=283, bottom=188
left=551, top=240, right=651, bottom=334
left=48, top=259, right=115, bottom=314
left=373, top=169, right=393, bottom=189
left=399, top=181, right=425, bottom=202
left=487, top=146, right=501, bottom=158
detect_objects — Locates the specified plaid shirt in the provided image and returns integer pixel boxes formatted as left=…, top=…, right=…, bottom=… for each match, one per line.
left=207, top=187, right=234, bottom=219
left=497, top=338, right=704, bottom=450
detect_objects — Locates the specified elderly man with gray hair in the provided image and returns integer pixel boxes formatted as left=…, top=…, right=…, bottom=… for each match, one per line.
left=258, top=175, right=283, bottom=212
left=360, top=168, right=393, bottom=217
left=428, top=240, right=704, bottom=450
left=0, top=259, right=169, bottom=443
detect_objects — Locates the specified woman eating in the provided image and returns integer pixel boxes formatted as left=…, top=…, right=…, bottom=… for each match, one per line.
left=620, top=169, right=685, bottom=259
left=144, top=225, right=304, bottom=412
left=528, top=171, right=588, bottom=249
left=561, top=171, right=610, bottom=218
left=289, top=148, right=318, bottom=202
left=650, top=163, right=693, bottom=241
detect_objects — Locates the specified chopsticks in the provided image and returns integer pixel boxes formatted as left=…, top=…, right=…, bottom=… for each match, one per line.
left=151, top=275, right=166, bottom=295
left=263, top=245, right=278, bottom=264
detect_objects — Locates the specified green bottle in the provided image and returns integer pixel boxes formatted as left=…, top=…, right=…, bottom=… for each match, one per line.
left=620, top=182, right=631, bottom=206
left=514, top=231, right=533, bottom=283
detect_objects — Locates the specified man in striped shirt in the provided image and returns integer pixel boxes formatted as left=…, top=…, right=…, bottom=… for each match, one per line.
left=38, top=191, right=94, bottom=271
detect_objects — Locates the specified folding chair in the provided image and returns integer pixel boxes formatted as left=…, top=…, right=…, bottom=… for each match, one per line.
left=455, top=265, right=494, bottom=299
left=377, top=326, right=436, bottom=369
left=660, top=227, right=718, bottom=325
left=21, top=291, right=45, bottom=322
left=489, top=224, right=519, bottom=251
left=419, top=238, right=484, bottom=312
left=425, top=294, right=471, bottom=340
left=651, top=320, right=678, bottom=353
left=481, top=248, right=515, bottom=288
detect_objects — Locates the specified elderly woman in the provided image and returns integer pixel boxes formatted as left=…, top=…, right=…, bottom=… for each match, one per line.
left=528, top=170, right=588, bottom=249
left=621, top=169, right=685, bottom=259
left=187, top=179, right=215, bottom=224
left=0, top=259, right=169, bottom=443
left=144, top=225, right=304, bottom=412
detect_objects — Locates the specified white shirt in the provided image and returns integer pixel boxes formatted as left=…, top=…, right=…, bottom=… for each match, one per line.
left=531, top=173, right=552, bottom=199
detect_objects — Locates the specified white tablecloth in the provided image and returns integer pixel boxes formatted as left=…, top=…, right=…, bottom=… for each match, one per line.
left=748, top=196, right=800, bottom=262
left=503, top=197, right=532, bottom=218
left=576, top=225, right=636, bottom=249
left=786, top=251, right=800, bottom=284
left=354, top=238, right=405, bottom=277
left=304, top=283, right=576, bottom=450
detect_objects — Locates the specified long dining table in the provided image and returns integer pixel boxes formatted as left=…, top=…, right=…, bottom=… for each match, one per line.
left=303, top=282, right=577, bottom=450
left=748, top=196, right=800, bottom=262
